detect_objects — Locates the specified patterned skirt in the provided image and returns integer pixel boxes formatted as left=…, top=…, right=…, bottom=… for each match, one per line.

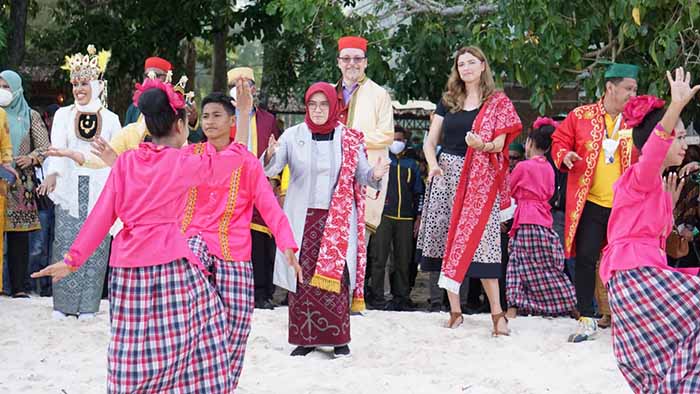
left=466, top=194, right=502, bottom=278
left=608, top=266, right=700, bottom=394
left=187, top=234, right=254, bottom=390
left=108, top=259, right=230, bottom=393
left=4, top=166, right=40, bottom=231
left=52, top=176, right=110, bottom=314
left=416, top=153, right=464, bottom=272
left=289, top=208, right=351, bottom=347
left=506, top=224, right=576, bottom=316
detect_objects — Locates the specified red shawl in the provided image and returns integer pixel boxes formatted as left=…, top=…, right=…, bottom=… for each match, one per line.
left=440, top=91, right=522, bottom=293
left=308, top=125, right=368, bottom=312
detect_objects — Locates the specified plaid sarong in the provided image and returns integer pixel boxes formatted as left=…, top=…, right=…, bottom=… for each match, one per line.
left=188, top=234, right=255, bottom=390
left=608, top=266, right=700, bottom=393
left=506, top=224, right=576, bottom=316
left=108, top=259, right=230, bottom=393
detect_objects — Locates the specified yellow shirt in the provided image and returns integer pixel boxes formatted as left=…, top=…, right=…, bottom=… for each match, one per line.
left=280, top=165, right=290, bottom=196
left=587, top=114, right=622, bottom=208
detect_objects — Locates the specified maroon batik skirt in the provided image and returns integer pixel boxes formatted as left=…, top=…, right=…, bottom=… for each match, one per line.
left=288, top=208, right=351, bottom=347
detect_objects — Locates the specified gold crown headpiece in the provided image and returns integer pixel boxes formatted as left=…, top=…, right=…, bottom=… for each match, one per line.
left=61, top=44, right=111, bottom=82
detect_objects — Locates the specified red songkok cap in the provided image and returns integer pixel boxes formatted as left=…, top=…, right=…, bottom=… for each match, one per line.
left=338, top=36, right=367, bottom=52
left=144, top=57, right=172, bottom=72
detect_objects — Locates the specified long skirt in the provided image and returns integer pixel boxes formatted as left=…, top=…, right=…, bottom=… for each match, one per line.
left=608, top=266, right=700, bottom=393
left=108, top=259, right=230, bottom=393
left=187, top=234, right=254, bottom=390
left=416, top=152, right=464, bottom=272
left=289, top=208, right=351, bottom=347
left=465, top=194, right=502, bottom=278
left=506, top=224, right=576, bottom=316
left=52, top=176, right=109, bottom=315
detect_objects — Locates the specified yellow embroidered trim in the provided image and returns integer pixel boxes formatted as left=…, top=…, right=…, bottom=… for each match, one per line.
left=654, top=128, right=673, bottom=140
left=250, top=223, right=272, bottom=236
left=309, top=273, right=341, bottom=294
left=180, top=143, right=205, bottom=233
left=219, top=167, right=242, bottom=261
left=351, top=297, right=366, bottom=313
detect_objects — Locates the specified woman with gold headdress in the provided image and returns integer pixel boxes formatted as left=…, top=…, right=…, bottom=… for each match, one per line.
left=40, top=45, right=121, bottom=319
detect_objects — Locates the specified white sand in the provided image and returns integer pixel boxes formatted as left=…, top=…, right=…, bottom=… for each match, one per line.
left=0, top=297, right=631, bottom=394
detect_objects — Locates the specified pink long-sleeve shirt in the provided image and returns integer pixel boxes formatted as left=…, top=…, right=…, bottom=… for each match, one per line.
left=64, top=142, right=232, bottom=271
left=600, top=128, right=700, bottom=284
left=509, top=155, right=554, bottom=237
left=181, top=142, right=297, bottom=262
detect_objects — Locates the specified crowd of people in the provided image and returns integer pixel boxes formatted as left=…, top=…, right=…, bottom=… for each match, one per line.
left=0, top=35, right=697, bottom=392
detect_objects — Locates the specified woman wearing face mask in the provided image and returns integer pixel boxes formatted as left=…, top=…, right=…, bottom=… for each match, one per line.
left=41, top=45, right=121, bottom=319
left=0, top=70, right=50, bottom=298
left=263, top=82, right=389, bottom=358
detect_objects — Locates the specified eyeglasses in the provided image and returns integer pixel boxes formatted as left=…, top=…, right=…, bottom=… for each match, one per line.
left=307, top=101, right=330, bottom=111
left=457, top=60, right=483, bottom=67
left=338, top=56, right=366, bottom=64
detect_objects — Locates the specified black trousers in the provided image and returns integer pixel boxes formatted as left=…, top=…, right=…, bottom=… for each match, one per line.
left=371, top=217, right=415, bottom=302
left=251, top=230, right=276, bottom=302
left=7, top=231, right=29, bottom=295
left=575, top=201, right=611, bottom=317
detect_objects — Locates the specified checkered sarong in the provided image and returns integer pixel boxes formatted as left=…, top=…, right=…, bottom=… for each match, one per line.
left=506, top=224, right=576, bottom=316
left=608, top=266, right=700, bottom=393
left=108, top=259, right=230, bottom=393
left=188, top=235, right=255, bottom=390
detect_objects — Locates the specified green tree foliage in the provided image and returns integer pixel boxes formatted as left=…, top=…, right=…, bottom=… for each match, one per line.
left=266, top=0, right=700, bottom=116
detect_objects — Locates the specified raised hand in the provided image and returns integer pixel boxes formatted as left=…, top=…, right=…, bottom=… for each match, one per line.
left=372, top=156, right=390, bottom=181
left=667, top=67, right=700, bottom=106
left=235, top=78, right=253, bottom=115
left=663, top=171, right=685, bottom=206
left=90, top=137, right=118, bottom=167
left=284, top=249, right=303, bottom=284
left=265, top=134, right=279, bottom=163
left=563, top=151, right=582, bottom=169
left=31, top=261, right=73, bottom=283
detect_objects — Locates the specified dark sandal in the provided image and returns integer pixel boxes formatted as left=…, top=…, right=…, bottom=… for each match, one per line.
left=446, top=311, right=464, bottom=329
left=491, top=312, right=510, bottom=336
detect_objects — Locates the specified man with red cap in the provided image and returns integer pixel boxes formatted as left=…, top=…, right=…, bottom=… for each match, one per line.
left=124, top=57, right=173, bottom=125
left=335, top=36, right=394, bottom=307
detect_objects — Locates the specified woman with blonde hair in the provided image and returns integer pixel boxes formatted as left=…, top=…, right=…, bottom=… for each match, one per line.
left=419, top=46, right=522, bottom=332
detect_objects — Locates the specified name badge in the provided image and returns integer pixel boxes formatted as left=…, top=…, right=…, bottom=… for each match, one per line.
left=602, top=138, right=619, bottom=164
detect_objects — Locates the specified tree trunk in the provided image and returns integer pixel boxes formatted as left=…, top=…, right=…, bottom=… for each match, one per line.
left=184, top=39, right=197, bottom=92
left=7, top=0, right=29, bottom=68
left=212, top=23, right=228, bottom=92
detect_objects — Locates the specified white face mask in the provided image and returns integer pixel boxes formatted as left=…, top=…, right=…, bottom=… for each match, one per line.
left=389, top=140, right=406, bottom=155
left=0, top=89, right=13, bottom=107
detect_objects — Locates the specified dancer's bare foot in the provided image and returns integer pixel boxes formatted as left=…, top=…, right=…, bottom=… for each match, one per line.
left=506, top=307, right=518, bottom=319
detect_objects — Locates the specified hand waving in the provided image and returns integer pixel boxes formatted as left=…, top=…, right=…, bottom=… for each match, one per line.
left=667, top=67, right=700, bottom=106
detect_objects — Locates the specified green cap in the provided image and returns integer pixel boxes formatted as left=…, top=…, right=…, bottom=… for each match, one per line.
left=604, top=63, right=640, bottom=80
left=509, top=142, right=525, bottom=154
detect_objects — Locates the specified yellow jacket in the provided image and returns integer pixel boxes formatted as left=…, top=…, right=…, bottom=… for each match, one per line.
left=0, top=109, right=13, bottom=164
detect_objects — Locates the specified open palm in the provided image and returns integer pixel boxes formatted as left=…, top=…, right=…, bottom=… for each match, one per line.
left=667, top=67, right=700, bottom=106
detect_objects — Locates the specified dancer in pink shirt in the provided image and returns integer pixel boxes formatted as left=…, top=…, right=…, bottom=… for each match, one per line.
left=505, top=117, right=576, bottom=319
left=600, top=68, right=700, bottom=393
left=181, top=92, right=300, bottom=389
left=33, top=79, right=237, bottom=392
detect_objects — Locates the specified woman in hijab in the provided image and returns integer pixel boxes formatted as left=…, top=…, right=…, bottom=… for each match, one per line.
left=263, top=82, right=388, bottom=358
left=0, top=70, right=50, bottom=298
left=41, top=46, right=121, bottom=319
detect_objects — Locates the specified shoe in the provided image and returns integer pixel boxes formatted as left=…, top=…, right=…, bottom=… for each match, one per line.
left=39, top=289, right=52, bottom=297
left=429, top=303, right=443, bottom=313
left=52, top=311, right=68, bottom=320
left=597, top=314, right=611, bottom=329
left=491, top=312, right=510, bottom=336
left=11, top=292, right=29, bottom=298
left=384, top=299, right=413, bottom=312
left=78, top=313, right=96, bottom=321
left=462, top=302, right=489, bottom=315
left=290, top=346, right=315, bottom=356
left=367, top=297, right=387, bottom=310
left=333, top=345, right=351, bottom=358
left=255, top=299, right=275, bottom=310
left=446, top=312, right=464, bottom=329
left=567, top=317, right=598, bottom=343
